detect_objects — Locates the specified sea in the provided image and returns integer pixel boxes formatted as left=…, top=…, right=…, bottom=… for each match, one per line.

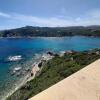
left=0, top=36, right=100, bottom=99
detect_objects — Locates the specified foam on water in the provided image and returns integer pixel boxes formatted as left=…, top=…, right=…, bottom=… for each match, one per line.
left=0, top=53, right=42, bottom=100
left=7, top=55, right=22, bottom=61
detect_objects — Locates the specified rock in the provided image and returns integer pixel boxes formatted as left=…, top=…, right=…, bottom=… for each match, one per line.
left=54, top=54, right=59, bottom=57
left=66, top=50, right=77, bottom=54
left=16, top=73, right=21, bottom=77
left=31, top=72, right=33, bottom=76
left=47, top=51, right=54, bottom=56
left=38, top=62, right=43, bottom=68
left=96, top=51, right=100, bottom=55
left=70, top=57, right=74, bottom=61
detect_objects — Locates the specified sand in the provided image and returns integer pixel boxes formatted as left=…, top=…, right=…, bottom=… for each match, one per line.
left=29, top=59, right=100, bottom=100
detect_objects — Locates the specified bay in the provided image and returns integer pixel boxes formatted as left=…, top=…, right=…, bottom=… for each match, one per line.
left=0, top=36, right=100, bottom=99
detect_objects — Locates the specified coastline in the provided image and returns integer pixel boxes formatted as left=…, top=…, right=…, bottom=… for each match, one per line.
left=5, top=74, right=32, bottom=100
left=0, top=35, right=100, bottom=39
left=5, top=52, right=54, bottom=100
left=6, top=49, right=100, bottom=100
left=1, top=37, right=99, bottom=99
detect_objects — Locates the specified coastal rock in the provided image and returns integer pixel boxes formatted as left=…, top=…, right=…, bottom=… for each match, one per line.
left=47, top=51, right=54, bottom=56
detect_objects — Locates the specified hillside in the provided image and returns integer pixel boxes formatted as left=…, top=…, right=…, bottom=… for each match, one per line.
left=0, top=26, right=100, bottom=37
left=29, top=59, right=100, bottom=100
left=7, top=49, right=100, bottom=100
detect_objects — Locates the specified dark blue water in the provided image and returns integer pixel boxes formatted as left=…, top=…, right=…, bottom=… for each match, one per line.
left=0, top=36, right=100, bottom=99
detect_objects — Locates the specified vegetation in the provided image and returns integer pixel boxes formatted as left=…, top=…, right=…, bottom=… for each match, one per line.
left=7, top=49, right=100, bottom=100
left=0, top=26, right=100, bottom=37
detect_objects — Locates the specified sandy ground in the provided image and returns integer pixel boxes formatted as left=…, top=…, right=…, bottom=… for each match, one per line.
left=29, top=59, right=100, bottom=100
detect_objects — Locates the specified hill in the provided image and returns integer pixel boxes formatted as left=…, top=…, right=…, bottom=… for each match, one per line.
left=0, top=26, right=100, bottom=37
left=29, top=59, right=100, bottom=100
left=7, top=49, right=100, bottom=100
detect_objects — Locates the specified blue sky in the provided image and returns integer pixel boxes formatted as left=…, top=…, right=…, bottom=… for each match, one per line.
left=0, top=0, right=100, bottom=29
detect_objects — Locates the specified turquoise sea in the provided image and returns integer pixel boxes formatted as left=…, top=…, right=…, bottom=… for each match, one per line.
left=0, top=36, right=100, bottom=99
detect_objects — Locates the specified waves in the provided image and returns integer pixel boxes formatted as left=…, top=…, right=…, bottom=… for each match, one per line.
left=0, top=53, right=43, bottom=100
left=7, top=55, right=22, bottom=62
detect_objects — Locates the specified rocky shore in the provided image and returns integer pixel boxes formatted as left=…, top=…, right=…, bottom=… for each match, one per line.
left=6, top=49, right=100, bottom=100
left=5, top=52, right=54, bottom=100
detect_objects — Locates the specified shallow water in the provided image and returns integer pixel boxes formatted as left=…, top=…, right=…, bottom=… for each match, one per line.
left=0, top=36, right=100, bottom=99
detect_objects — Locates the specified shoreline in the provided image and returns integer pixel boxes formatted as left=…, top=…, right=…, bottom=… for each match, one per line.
left=5, top=49, right=100, bottom=100
left=0, top=35, right=100, bottom=39
left=5, top=52, right=54, bottom=100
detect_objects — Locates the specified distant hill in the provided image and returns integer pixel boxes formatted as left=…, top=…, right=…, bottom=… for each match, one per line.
left=0, top=25, right=100, bottom=37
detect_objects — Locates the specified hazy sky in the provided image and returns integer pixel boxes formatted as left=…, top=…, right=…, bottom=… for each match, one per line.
left=0, top=0, right=100, bottom=29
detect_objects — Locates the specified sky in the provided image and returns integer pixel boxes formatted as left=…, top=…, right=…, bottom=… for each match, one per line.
left=0, top=0, right=100, bottom=29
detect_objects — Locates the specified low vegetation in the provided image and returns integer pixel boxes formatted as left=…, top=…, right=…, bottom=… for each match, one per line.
left=7, top=49, right=100, bottom=100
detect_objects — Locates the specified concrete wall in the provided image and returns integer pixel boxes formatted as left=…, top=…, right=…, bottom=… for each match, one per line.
left=29, top=59, right=100, bottom=100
